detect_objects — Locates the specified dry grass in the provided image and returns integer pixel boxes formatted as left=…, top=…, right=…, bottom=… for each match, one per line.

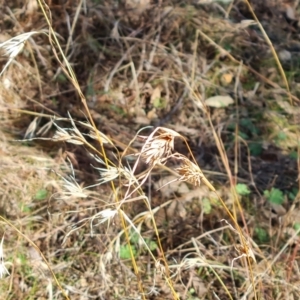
left=0, top=0, right=300, bottom=299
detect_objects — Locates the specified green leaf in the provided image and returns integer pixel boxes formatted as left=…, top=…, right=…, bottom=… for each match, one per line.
left=35, top=189, right=48, bottom=200
left=294, top=223, right=300, bottom=235
left=144, top=238, right=158, bottom=251
left=148, top=240, right=158, bottom=251
left=289, top=151, right=298, bottom=160
left=249, top=142, right=262, bottom=156
left=264, top=188, right=284, bottom=205
left=51, top=98, right=57, bottom=106
left=227, top=123, right=235, bottom=131
left=22, top=205, right=31, bottom=213
left=130, top=232, right=140, bottom=244
left=153, top=97, right=166, bottom=109
left=120, top=244, right=137, bottom=259
left=238, top=132, right=249, bottom=139
left=109, top=104, right=125, bottom=116
left=240, top=118, right=259, bottom=135
left=277, top=131, right=287, bottom=141
left=254, top=227, right=269, bottom=243
left=202, top=198, right=212, bottom=214
left=288, top=188, right=298, bottom=201
left=56, top=73, right=67, bottom=83
left=235, top=183, right=250, bottom=196
left=18, top=253, right=27, bottom=264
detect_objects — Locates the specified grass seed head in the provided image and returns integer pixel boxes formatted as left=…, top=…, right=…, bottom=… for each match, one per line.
left=139, top=127, right=180, bottom=167
left=0, top=31, right=39, bottom=76
left=174, top=153, right=203, bottom=186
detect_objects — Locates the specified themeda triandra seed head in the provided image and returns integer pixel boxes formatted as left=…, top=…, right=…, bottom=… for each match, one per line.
left=174, top=153, right=203, bottom=186
left=139, top=127, right=179, bottom=167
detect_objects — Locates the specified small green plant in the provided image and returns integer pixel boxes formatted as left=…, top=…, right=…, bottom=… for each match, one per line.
left=249, top=142, right=263, bottom=156
left=34, top=189, right=48, bottom=201
left=264, top=188, right=284, bottom=205
left=21, top=205, right=31, bottom=213
left=289, top=151, right=298, bottom=160
left=288, top=188, right=299, bottom=201
left=235, top=183, right=251, bottom=196
left=202, top=198, right=212, bottom=214
left=153, top=97, right=167, bottom=109
left=120, top=232, right=158, bottom=260
left=120, top=244, right=137, bottom=260
left=254, top=227, right=269, bottom=243
left=56, top=73, right=68, bottom=83
left=293, top=223, right=300, bottom=236
left=187, top=288, right=201, bottom=300
left=276, top=131, right=287, bottom=142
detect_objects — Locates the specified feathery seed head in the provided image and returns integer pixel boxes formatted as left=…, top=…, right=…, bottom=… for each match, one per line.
left=0, top=31, right=40, bottom=76
left=139, top=127, right=180, bottom=167
left=174, top=153, right=203, bottom=186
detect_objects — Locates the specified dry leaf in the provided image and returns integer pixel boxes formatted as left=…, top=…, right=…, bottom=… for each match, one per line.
left=221, top=73, right=233, bottom=85
left=26, top=0, right=39, bottom=14
left=166, top=200, right=187, bottom=220
left=177, top=201, right=187, bottom=219
left=283, top=206, right=300, bottom=227
left=135, top=116, right=150, bottom=125
left=285, top=5, right=296, bottom=20
left=162, top=6, right=173, bottom=18
left=148, top=207, right=166, bottom=227
left=270, top=203, right=286, bottom=217
left=125, top=0, right=151, bottom=12
left=147, top=108, right=158, bottom=120
left=278, top=50, right=292, bottom=61
left=177, top=181, right=189, bottom=194
left=155, top=175, right=189, bottom=198
left=110, top=21, right=120, bottom=41
left=205, top=95, right=234, bottom=108
left=150, top=86, right=162, bottom=105
left=263, top=203, right=286, bottom=219
left=169, top=124, right=199, bottom=136
left=239, top=19, right=257, bottom=28
left=134, top=106, right=150, bottom=124
left=192, top=277, right=208, bottom=297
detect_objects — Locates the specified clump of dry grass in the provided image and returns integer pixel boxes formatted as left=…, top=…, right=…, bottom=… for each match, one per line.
left=38, top=117, right=257, bottom=299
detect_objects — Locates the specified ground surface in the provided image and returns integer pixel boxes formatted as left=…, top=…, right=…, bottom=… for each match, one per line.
left=0, top=1, right=300, bottom=299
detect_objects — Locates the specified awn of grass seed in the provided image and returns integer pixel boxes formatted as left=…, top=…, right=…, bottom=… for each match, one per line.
left=0, top=32, right=40, bottom=76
